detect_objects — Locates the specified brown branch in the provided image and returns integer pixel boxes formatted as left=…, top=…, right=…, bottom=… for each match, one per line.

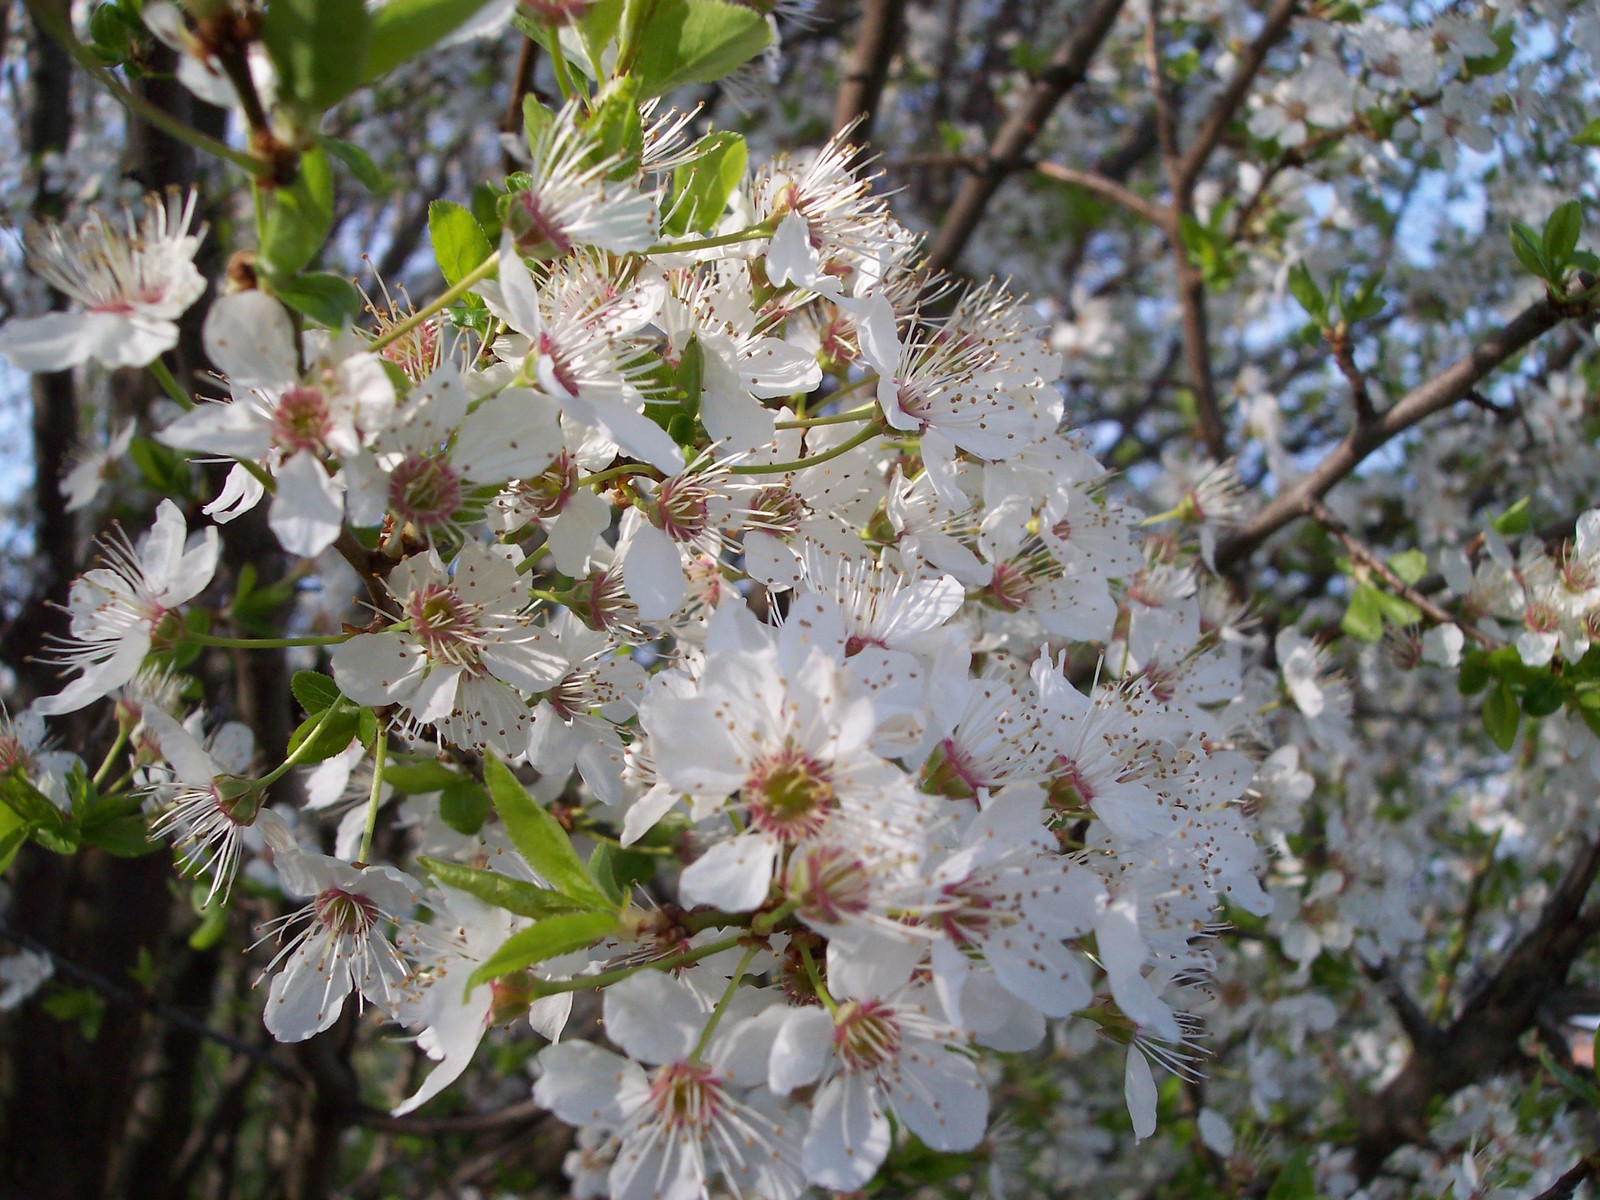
left=1530, top=1161, right=1599, bottom=1200
left=1350, top=835, right=1600, bottom=1182
left=832, top=0, right=906, bottom=142
left=500, top=36, right=541, bottom=175
left=1144, top=0, right=1225, bottom=460
left=1216, top=295, right=1593, bottom=571
left=1173, top=0, right=1300, bottom=197
left=924, top=0, right=1127, bottom=273
left=1306, top=499, right=1497, bottom=648
left=1035, top=160, right=1168, bottom=226
left=350, top=1097, right=546, bottom=1136
left=1327, top=326, right=1376, bottom=423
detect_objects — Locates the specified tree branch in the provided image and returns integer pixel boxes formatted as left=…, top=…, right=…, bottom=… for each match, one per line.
left=1216, top=296, right=1593, bottom=571
left=1350, top=835, right=1600, bottom=1181
left=924, top=0, right=1127, bottom=273
left=1035, top=160, right=1169, bottom=226
left=1173, top=0, right=1300, bottom=196
left=832, top=0, right=906, bottom=143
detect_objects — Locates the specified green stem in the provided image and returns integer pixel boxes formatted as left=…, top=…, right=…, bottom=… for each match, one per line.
left=529, top=932, right=745, bottom=999
left=185, top=630, right=351, bottom=650
left=514, top=542, right=552, bottom=575
left=148, top=358, right=195, bottom=411
left=729, top=421, right=884, bottom=475
left=692, top=945, right=759, bottom=1061
left=774, top=404, right=877, bottom=430
left=797, top=939, right=838, bottom=1016
left=357, top=732, right=387, bottom=865
left=91, top=724, right=131, bottom=790
left=257, top=705, right=343, bottom=788
left=643, top=224, right=775, bottom=257
left=578, top=462, right=662, bottom=488
left=28, top=2, right=266, bottom=177
left=549, top=41, right=582, bottom=103
left=368, top=252, right=502, bottom=354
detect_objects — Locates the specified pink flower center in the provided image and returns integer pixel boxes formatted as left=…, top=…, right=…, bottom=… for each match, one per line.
left=273, top=386, right=332, bottom=455
left=389, top=454, right=463, bottom=530
left=785, top=843, right=872, bottom=925
left=513, top=191, right=574, bottom=255
left=745, top=748, right=837, bottom=843
left=405, top=585, right=483, bottom=666
left=536, top=333, right=580, bottom=397
left=833, top=1000, right=902, bottom=1073
left=314, top=887, right=378, bottom=935
left=647, top=1061, right=725, bottom=1132
left=651, top=476, right=711, bottom=543
left=520, top=452, right=578, bottom=519
left=750, top=485, right=805, bottom=536
left=986, top=562, right=1032, bottom=612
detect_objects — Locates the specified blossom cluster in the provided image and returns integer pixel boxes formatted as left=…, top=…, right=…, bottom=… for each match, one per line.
left=0, top=104, right=1272, bottom=1197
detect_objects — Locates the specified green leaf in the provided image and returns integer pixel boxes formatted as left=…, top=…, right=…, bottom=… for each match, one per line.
left=0, top=805, right=28, bottom=873
left=1458, top=650, right=1491, bottom=696
left=0, top=771, right=69, bottom=833
left=1492, top=496, right=1533, bottom=536
left=1509, top=223, right=1549, bottom=281
left=260, top=147, right=336, bottom=279
left=188, top=889, right=231, bottom=951
left=631, top=0, right=771, bottom=99
left=522, top=95, right=556, bottom=156
left=584, top=75, right=644, bottom=178
left=1387, top=549, right=1428, bottom=587
left=1543, top=200, right=1583, bottom=274
left=1522, top=674, right=1564, bottom=718
left=385, top=760, right=466, bottom=794
left=291, top=671, right=341, bottom=714
left=675, top=336, right=704, bottom=417
left=261, top=0, right=371, bottom=114
left=1461, top=23, right=1515, bottom=78
left=322, top=137, right=386, bottom=193
left=286, top=705, right=360, bottom=765
left=1483, top=680, right=1520, bottom=751
left=588, top=842, right=656, bottom=903
left=466, top=910, right=620, bottom=990
left=667, top=131, right=747, bottom=235
left=364, top=0, right=500, bottom=83
left=1265, top=1151, right=1318, bottom=1200
left=128, top=437, right=192, bottom=497
left=1286, top=261, right=1325, bottom=321
left=1341, top=583, right=1387, bottom=643
left=428, top=200, right=494, bottom=288
left=418, top=857, right=596, bottom=919
left=483, top=757, right=611, bottom=909
left=438, top=779, right=491, bottom=836
left=1576, top=118, right=1600, bottom=149
left=272, top=271, right=363, bottom=329
left=81, top=814, right=154, bottom=857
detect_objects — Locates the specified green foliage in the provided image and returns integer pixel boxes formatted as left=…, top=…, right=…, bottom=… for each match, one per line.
left=363, top=0, right=502, bottom=84
left=483, top=758, right=611, bottom=910
left=627, top=0, right=771, bottom=98
left=666, top=131, right=748, bottom=235
left=291, top=671, right=341, bottom=714
left=1509, top=201, right=1594, bottom=283
left=259, top=146, right=336, bottom=279
left=437, top=779, right=491, bottom=835
left=262, top=0, right=372, bottom=115
left=417, top=857, right=598, bottom=920
left=464, top=910, right=621, bottom=990
left=271, top=271, right=364, bottom=329
left=429, top=201, right=494, bottom=287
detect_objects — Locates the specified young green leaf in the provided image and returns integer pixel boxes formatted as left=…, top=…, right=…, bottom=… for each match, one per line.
left=261, top=0, right=372, bottom=114
left=631, top=0, right=771, bottom=99
left=465, top=910, right=621, bottom=990
left=260, top=147, right=336, bottom=279
left=1542, top=200, right=1583, bottom=274
left=1286, top=261, right=1325, bottom=322
left=1483, top=680, right=1520, bottom=750
left=1509, top=223, right=1549, bottom=281
left=272, top=272, right=364, bottom=329
left=666, top=131, right=748, bottom=236
left=364, top=0, right=501, bottom=83
left=483, top=757, right=611, bottom=909
left=291, top=671, right=342, bottom=715
left=429, top=200, right=494, bottom=288
left=418, top=857, right=596, bottom=919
